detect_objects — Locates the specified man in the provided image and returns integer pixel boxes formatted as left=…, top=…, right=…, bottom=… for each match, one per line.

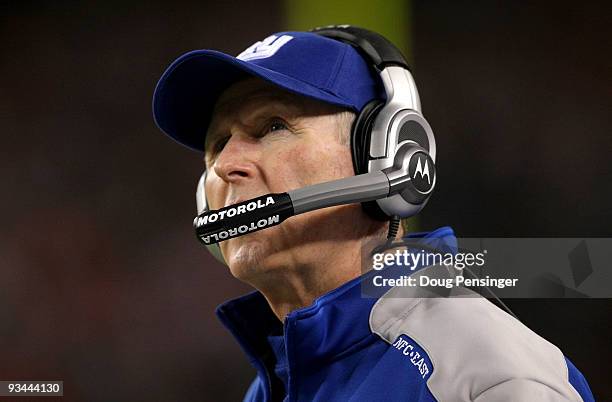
left=153, top=29, right=594, bottom=401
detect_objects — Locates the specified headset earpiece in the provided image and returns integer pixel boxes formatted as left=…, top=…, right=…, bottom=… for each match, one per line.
left=351, top=99, right=383, bottom=176
left=196, top=171, right=208, bottom=214
left=350, top=99, right=388, bottom=221
left=312, top=25, right=436, bottom=220
left=195, top=170, right=227, bottom=264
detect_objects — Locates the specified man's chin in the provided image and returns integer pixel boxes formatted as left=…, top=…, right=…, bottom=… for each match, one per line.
left=224, top=235, right=271, bottom=279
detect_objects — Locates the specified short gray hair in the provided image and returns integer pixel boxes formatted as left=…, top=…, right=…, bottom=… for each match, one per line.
left=334, top=110, right=356, bottom=146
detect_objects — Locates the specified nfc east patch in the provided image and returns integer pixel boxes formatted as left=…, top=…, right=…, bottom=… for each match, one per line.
left=391, top=334, right=433, bottom=380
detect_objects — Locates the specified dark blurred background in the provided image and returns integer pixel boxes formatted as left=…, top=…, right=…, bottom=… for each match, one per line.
left=1, top=0, right=610, bottom=401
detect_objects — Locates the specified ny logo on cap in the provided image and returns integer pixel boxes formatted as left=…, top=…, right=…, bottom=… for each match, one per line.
left=237, top=34, right=294, bottom=61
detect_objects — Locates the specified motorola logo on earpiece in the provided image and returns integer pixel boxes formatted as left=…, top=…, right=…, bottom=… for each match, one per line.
left=408, top=152, right=435, bottom=193
left=413, top=157, right=431, bottom=185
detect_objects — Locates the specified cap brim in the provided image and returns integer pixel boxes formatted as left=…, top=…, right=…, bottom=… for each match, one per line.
left=152, top=50, right=356, bottom=152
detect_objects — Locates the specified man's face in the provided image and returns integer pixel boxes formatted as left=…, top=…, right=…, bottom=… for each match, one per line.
left=204, top=78, right=366, bottom=280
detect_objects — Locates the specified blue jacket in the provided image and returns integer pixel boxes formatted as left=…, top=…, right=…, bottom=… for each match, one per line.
left=216, top=227, right=595, bottom=402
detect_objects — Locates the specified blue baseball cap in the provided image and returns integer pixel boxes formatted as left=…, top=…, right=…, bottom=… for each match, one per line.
left=152, top=31, right=384, bottom=152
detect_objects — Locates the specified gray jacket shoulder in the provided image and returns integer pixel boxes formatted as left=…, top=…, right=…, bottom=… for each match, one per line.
left=369, top=285, right=584, bottom=401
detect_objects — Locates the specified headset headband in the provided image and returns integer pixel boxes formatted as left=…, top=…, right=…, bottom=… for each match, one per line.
left=309, top=25, right=409, bottom=71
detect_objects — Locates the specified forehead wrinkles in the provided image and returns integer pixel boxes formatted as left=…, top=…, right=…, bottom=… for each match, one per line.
left=214, top=92, right=302, bottom=127
left=208, top=80, right=345, bottom=136
left=210, top=81, right=307, bottom=130
left=205, top=81, right=352, bottom=157
left=206, top=93, right=293, bottom=153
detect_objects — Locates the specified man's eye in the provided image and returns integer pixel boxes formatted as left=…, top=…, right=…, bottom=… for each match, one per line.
left=263, top=119, right=289, bottom=134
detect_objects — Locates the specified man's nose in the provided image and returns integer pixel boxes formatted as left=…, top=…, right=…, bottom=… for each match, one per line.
left=213, top=135, right=258, bottom=183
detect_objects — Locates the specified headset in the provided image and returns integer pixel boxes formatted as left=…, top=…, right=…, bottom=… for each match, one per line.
left=195, top=25, right=437, bottom=265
